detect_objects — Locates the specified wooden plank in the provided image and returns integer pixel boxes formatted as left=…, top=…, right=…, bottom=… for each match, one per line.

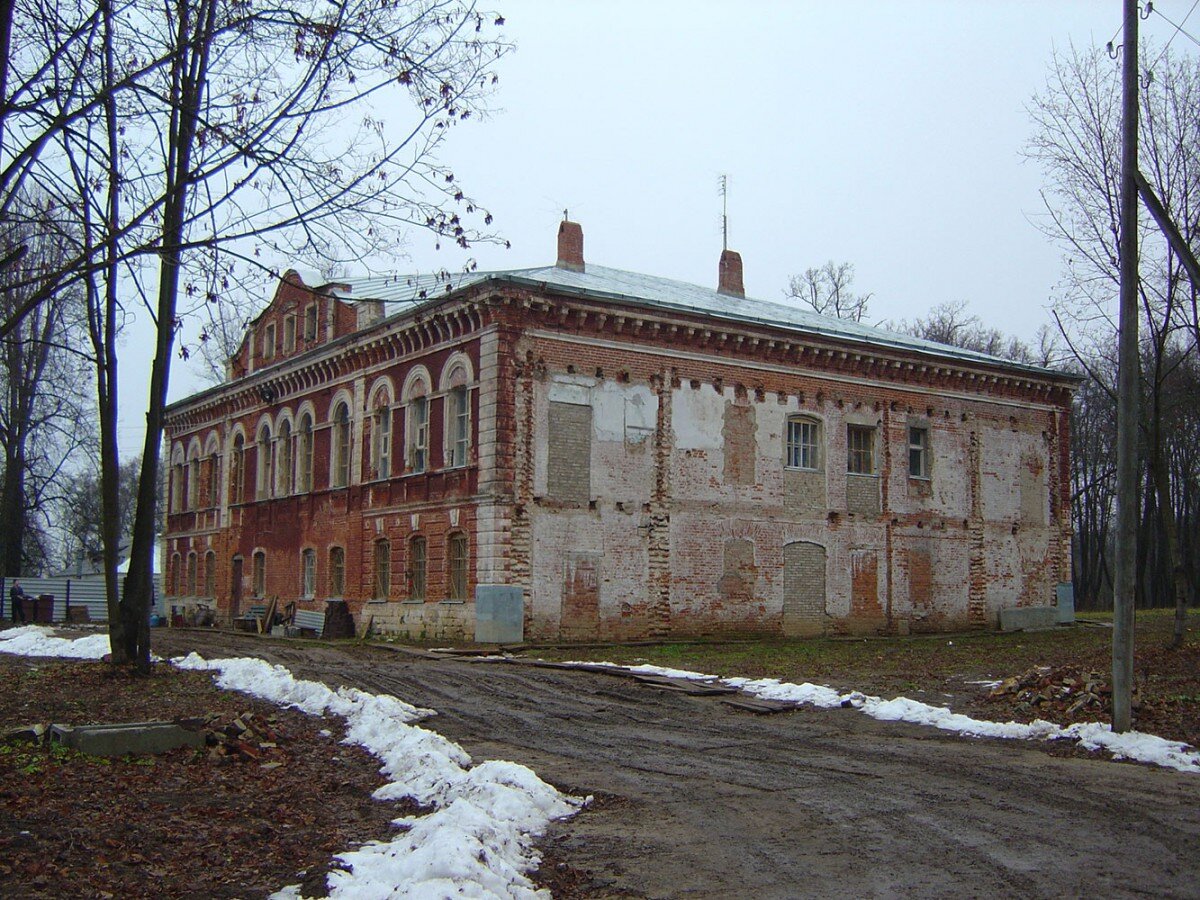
left=631, top=674, right=739, bottom=695
left=722, top=696, right=797, bottom=714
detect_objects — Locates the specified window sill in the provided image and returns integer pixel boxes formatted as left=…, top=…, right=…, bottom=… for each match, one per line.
left=784, top=466, right=822, bottom=474
left=365, top=598, right=389, bottom=605
left=908, top=476, right=932, bottom=482
left=401, top=598, right=426, bottom=605
left=439, top=599, right=466, bottom=605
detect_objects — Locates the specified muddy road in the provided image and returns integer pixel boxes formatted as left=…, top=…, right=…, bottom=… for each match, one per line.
left=156, top=630, right=1200, bottom=899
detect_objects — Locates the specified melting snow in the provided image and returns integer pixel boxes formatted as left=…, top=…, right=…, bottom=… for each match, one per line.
left=585, top=662, right=1200, bottom=774
left=0, top=627, right=584, bottom=897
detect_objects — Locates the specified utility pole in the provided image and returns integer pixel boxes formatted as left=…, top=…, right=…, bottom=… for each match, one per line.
left=1112, top=0, right=1140, bottom=734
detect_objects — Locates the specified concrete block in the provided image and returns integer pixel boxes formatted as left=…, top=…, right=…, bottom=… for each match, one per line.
left=50, top=721, right=204, bottom=757
left=475, top=585, right=524, bottom=644
left=998, top=606, right=1059, bottom=632
left=1055, top=582, right=1075, bottom=624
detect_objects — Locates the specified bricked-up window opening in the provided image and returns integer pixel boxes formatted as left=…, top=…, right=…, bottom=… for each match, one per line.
left=230, top=434, right=245, bottom=504
left=208, top=453, right=220, bottom=506
left=256, top=424, right=273, bottom=499
left=204, top=550, right=216, bottom=598
left=187, top=456, right=199, bottom=510
left=186, top=552, right=197, bottom=596
left=277, top=419, right=293, bottom=495
left=374, top=538, right=391, bottom=599
left=786, top=417, right=821, bottom=470
left=263, top=323, right=276, bottom=361
left=908, top=426, right=930, bottom=479
left=171, top=461, right=184, bottom=513
left=547, top=401, right=592, bottom=503
left=448, top=533, right=468, bottom=600
left=332, top=401, right=351, bottom=487
left=847, top=425, right=876, bottom=475
left=447, top=386, right=469, bottom=468
left=301, top=548, right=316, bottom=598
left=303, top=303, right=318, bottom=342
left=170, top=553, right=181, bottom=595
left=409, top=536, right=427, bottom=600
left=371, top=403, right=392, bottom=480
left=329, top=546, right=345, bottom=597
left=252, top=550, right=266, bottom=597
left=407, top=395, right=429, bottom=474
left=283, top=315, right=296, bottom=353
left=297, top=413, right=314, bottom=491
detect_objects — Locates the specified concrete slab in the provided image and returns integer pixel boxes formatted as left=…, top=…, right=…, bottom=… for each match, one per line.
left=999, top=606, right=1060, bottom=632
left=50, top=721, right=204, bottom=756
left=475, top=585, right=524, bottom=644
left=1055, top=583, right=1076, bottom=624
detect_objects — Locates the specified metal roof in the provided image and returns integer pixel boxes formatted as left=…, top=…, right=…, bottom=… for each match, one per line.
left=323, top=262, right=1061, bottom=376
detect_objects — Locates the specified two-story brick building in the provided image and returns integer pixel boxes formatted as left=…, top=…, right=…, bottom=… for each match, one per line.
left=162, top=221, right=1076, bottom=641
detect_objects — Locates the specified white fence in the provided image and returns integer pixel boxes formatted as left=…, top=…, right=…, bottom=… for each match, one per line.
left=1, top=575, right=163, bottom=624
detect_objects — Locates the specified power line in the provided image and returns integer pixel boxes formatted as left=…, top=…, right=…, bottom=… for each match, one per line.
left=1150, top=0, right=1200, bottom=52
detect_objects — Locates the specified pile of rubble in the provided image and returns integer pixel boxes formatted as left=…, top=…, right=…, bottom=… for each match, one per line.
left=988, top=665, right=1138, bottom=718
left=192, top=710, right=288, bottom=768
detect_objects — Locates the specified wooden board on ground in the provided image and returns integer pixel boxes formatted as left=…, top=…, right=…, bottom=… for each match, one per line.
left=631, top=674, right=740, bottom=696
left=722, top=696, right=797, bottom=714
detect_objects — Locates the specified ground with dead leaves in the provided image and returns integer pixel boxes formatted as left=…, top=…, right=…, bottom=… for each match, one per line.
left=0, top=654, right=412, bottom=899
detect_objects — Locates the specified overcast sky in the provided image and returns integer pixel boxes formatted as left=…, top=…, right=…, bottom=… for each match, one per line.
left=123, top=1, right=1196, bottom=455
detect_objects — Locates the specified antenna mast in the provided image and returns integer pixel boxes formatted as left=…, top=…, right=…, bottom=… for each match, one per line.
left=719, top=174, right=729, bottom=250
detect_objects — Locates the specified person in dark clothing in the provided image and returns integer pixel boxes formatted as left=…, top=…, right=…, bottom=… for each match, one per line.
left=9, top=580, right=28, bottom=624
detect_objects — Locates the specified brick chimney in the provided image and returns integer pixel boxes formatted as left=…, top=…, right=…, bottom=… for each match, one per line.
left=557, top=220, right=584, bottom=272
left=718, top=249, right=744, bottom=297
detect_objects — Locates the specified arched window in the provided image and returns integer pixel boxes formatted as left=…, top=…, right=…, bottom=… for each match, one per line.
left=329, top=546, right=345, bottom=597
left=277, top=419, right=293, bottom=496
left=207, top=451, right=220, bottom=506
left=170, top=552, right=181, bottom=596
left=371, top=399, right=392, bottom=480
left=256, top=423, right=273, bottom=499
left=252, top=550, right=266, bottom=597
left=297, top=413, right=314, bottom=492
left=447, top=533, right=468, bottom=600
left=409, top=535, right=427, bottom=601
left=301, top=548, right=316, bottom=598
left=204, top=550, right=216, bottom=597
left=448, top=387, right=469, bottom=467
left=171, top=461, right=185, bottom=513
left=187, top=454, right=200, bottom=511
left=230, top=433, right=245, bottom=504
left=373, top=538, right=391, bottom=600
left=331, top=401, right=351, bottom=488
left=186, top=551, right=198, bottom=596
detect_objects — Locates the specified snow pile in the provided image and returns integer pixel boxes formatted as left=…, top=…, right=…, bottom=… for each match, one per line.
left=0, top=625, right=111, bottom=660
left=584, top=662, right=1200, bottom=774
left=174, top=653, right=584, bottom=898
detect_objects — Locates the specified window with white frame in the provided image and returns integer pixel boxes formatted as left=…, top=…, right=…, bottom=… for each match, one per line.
left=263, top=323, right=276, bottom=361
left=301, top=548, right=316, bottom=598
left=408, top=394, right=428, bottom=474
left=171, top=459, right=184, bottom=513
left=204, top=550, right=216, bottom=597
left=847, top=424, right=876, bottom=475
left=785, top=416, right=821, bottom=470
left=283, top=315, right=296, bottom=353
left=446, top=386, right=470, bottom=468
left=371, top=400, right=392, bottom=480
left=186, top=552, right=197, bottom=595
left=187, top=455, right=199, bottom=510
left=909, top=425, right=930, bottom=479
left=297, top=413, right=314, bottom=491
left=208, top=452, right=220, bottom=506
left=331, top=401, right=351, bottom=488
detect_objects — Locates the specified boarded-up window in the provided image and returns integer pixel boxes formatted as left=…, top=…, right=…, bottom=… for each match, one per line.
left=448, top=533, right=468, bottom=600
left=782, top=542, right=826, bottom=636
left=548, top=402, right=592, bottom=503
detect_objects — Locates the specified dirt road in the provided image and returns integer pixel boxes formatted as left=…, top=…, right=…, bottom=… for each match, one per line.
left=156, top=630, right=1200, bottom=899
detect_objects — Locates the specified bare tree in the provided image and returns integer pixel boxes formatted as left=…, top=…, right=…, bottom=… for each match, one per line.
left=785, top=261, right=873, bottom=322
left=1027, top=42, right=1200, bottom=646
